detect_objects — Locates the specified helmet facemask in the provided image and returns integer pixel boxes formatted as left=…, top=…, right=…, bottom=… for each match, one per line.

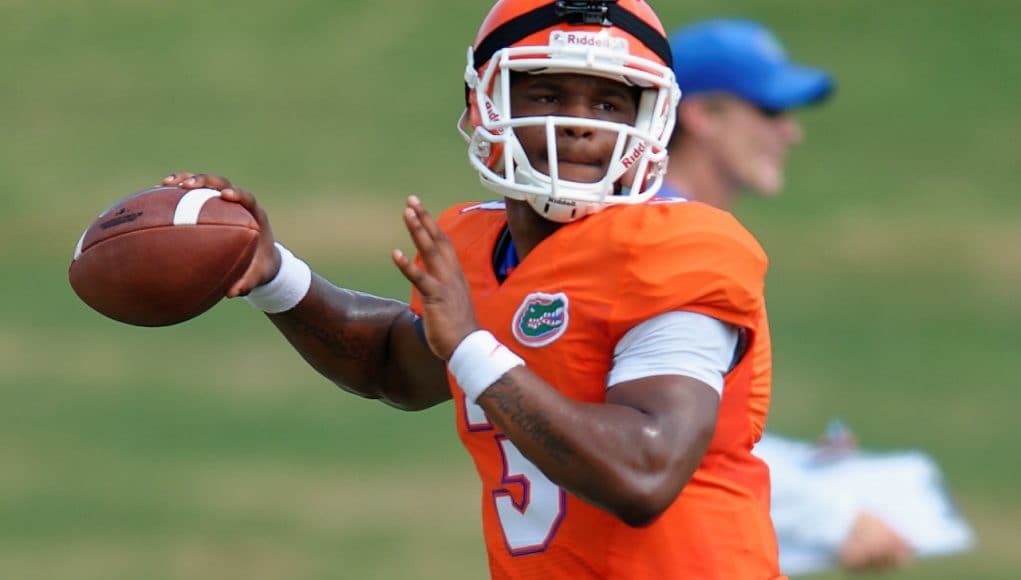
left=462, top=9, right=680, bottom=223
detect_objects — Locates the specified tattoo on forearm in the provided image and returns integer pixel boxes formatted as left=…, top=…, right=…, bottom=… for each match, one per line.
left=287, top=316, right=383, bottom=362
left=487, top=377, right=572, bottom=465
left=275, top=289, right=402, bottom=366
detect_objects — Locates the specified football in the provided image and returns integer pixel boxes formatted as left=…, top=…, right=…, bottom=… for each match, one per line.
left=69, top=185, right=260, bottom=326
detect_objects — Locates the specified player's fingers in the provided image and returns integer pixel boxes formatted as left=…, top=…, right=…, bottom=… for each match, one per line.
left=226, top=238, right=282, bottom=298
left=205, top=174, right=234, bottom=190
left=225, top=266, right=254, bottom=297
left=403, top=206, right=438, bottom=259
left=407, top=195, right=461, bottom=263
left=226, top=256, right=264, bottom=297
left=221, top=187, right=258, bottom=211
left=228, top=270, right=267, bottom=298
left=223, top=188, right=272, bottom=231
left=179, top=174, right=204, bottom=189
left=226, top=277, right=251, bottom=298
left=162, top=172, right=194, bottom=186
left=181, top=173, right=233, bottom=190
left=392, top=249, right=438, bottom=294
left=406, top=195, right=459, bottom=253
left=407, top=196, right=442, bottom=239
left=228, top=250, right=278, bottom=297
left=180, top=174, right=209, bottom=189
left=222, top=188, right=278, bottom=281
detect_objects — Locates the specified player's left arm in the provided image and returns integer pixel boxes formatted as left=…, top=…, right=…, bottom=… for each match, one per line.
left=394, top=196, right=724, bottom=527
left=482, top=368, right=719, bottom=527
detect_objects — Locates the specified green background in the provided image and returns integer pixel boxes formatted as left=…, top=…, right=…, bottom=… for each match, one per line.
left=3, top=0, right=1018, bottom=578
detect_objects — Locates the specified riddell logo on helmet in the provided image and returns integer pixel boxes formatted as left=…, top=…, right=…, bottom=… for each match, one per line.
left=621, top=143, right=646, bottom=168
left=550, top=30, right=628, bottom=53
left=484, top=101, right=500, bottom=122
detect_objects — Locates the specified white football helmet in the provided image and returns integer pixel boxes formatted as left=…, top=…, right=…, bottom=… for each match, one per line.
left=460, top=0, right=680, bottom=222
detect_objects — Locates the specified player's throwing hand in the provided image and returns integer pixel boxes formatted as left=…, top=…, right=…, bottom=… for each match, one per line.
left=162, top=172, right=282, bottom=297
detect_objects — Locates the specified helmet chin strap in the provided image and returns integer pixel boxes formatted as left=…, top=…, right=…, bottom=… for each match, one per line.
left=514, top=166, right=609, bottom=223
left=528, top=193, right=605, bottom=223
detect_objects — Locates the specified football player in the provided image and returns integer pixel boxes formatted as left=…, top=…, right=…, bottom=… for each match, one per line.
left=166, top=1, right=783, bottom=578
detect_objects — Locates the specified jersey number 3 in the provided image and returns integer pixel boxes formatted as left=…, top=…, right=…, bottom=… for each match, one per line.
left=466, top=396, right=567, bottom=555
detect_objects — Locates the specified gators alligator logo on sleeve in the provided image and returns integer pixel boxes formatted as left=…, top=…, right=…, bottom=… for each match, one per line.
left=512, top=292, right=569, bottom=347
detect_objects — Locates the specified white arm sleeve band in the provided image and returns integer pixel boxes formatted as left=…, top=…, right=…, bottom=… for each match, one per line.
left=244, top=243, right=312, bottom=314
left=606, top=310, right=739, bottom=396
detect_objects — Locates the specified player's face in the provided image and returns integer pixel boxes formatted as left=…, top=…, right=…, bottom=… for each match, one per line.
left=509, top=73, right=640, bottom=184
left=709, top=96, right=804, bottom=195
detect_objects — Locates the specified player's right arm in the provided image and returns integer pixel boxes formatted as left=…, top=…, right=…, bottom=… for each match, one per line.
left=266, top=275, right=451, bottom=411
left=164, top=172, right=451, bottom=411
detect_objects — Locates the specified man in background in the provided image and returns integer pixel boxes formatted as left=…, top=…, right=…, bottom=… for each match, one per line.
left=663, top=18, right=918, bottom=574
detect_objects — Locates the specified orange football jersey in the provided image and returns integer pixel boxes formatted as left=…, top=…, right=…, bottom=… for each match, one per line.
left=748, top=309, right=773, bottom=441
left=411, top=199, right=783, bottom=579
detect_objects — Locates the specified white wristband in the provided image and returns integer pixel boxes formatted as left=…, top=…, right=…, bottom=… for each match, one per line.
left=244, top=242, right=312, bottom=313
left=448, top=330, right=525, bottom=403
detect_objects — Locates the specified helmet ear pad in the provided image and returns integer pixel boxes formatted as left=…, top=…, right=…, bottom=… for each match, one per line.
left=620, top=87, right=673, bottom=192
left=467, top=87, right=506, bottom=172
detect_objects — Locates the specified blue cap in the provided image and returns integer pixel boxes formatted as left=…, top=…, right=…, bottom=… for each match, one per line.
left=669, top=19, right=834, bottom=111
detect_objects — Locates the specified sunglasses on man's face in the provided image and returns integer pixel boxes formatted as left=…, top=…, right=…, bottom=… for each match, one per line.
left=754, top=105, right=788, bottom=119
left=701, top=95, right=789, bottom=119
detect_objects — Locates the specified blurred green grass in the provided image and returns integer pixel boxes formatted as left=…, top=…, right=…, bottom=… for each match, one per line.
left=2, top=1, right=1019, bottom=578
